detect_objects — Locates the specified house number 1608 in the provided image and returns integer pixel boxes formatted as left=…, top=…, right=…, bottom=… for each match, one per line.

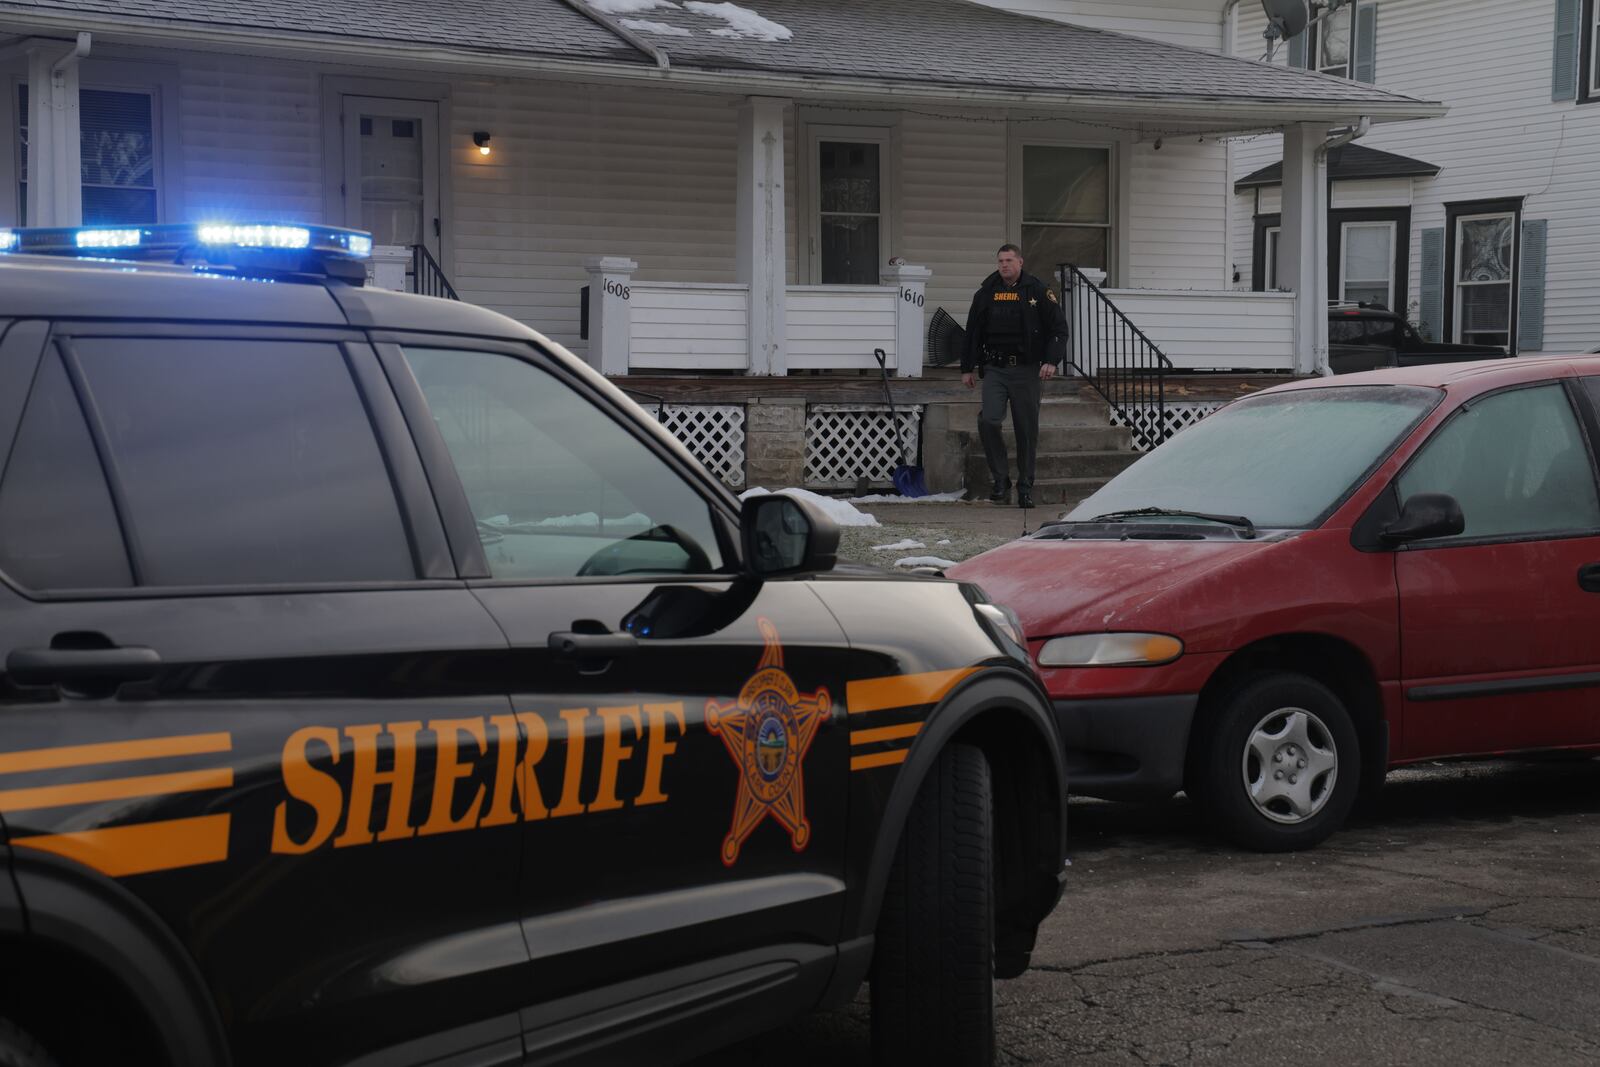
left=605, top=280, right=631, bottom=300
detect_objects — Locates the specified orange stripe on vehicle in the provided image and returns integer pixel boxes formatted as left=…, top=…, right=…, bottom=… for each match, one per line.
left=846, top=667, right=977, bottom=715
left=10, top=814, right=231, bottom=877
left=850, top=722, right=924, bottom=746
left=0, top=733, right=232, bottom=776
left=0, top=768, right=233, bottom=813
left=851, top=750, right=910, bottom=772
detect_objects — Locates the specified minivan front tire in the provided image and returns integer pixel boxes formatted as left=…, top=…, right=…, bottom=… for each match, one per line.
left=1194, top=672, right=1361, bottom=852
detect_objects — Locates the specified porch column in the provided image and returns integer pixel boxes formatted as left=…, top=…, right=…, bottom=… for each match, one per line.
left=583, top=256, right=638, bottom=377
left=1279, top=123, right=1329, bottom=376
left=881, top=263, right=932, bottom=378
left=736, top=96, right=790, bottom=376
left=24, top=37, right=88, bottom=227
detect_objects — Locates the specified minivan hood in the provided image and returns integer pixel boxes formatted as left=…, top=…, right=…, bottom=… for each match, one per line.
left=948, top=532, right=1284, bottom=638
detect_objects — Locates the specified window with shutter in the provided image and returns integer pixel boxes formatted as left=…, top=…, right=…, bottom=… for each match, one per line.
left=1518, top=219, right=1549, bottom=352
left=17, top=85, right=159, bottom=225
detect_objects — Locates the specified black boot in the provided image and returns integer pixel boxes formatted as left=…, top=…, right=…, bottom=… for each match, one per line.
left=988, top=478, right=1012, bottom=503
left=1017, top=487, right=1034, bottom=509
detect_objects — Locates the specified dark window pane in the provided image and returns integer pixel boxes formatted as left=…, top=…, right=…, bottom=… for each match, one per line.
left=820, top=215, right=880, bottom=285
left=402, top=348, right=724, bottom=580
left=80, top=90, right=155, bottom=191
left=0, top=352, right=132, bottom=589
left=819, top=140, right=879, bottom=214
left=1023, top=145, right=1109, bottom=225
left=75, top=339, right=414, bottom=586
left=1021, top=225, right=1107, bottom=277
left=82, top=186, right=157, bottom=225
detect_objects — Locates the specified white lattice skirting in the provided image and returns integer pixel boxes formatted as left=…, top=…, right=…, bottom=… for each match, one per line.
left=805, top=405, right=925, bottom=488
left=653, top=404, right=747, bottom=487
left=1112, top=402, right=1227, bottom=452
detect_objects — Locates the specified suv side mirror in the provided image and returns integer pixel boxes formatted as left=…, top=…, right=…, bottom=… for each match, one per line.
left=741, top=493, right=840, bottom=577
left=1382, top=492, right=1464, bottom=544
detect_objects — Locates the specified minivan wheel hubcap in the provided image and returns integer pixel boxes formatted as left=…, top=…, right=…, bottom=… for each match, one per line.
left=1241, top=707, right=1338, bottom=824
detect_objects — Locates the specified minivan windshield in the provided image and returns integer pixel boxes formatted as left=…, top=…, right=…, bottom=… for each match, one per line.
left=1066, top=385, right=1442, bottom=530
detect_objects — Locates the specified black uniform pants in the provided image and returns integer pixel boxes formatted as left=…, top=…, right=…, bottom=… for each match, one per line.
left=978, top=364, right=1041, bottom=491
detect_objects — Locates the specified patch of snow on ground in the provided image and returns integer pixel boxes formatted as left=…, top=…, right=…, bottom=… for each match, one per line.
left=847, top=489, right=967, bottom=504
left=893, top=556, right=960, bottom=569
left=936, top=539, right=952, bottom=546
left=620, top=17, right=691, bottom=33
left=871, top=539, right=925, bottom=552
left=587, top=0, right=679, bottom=13
left=683, top=1, right=792, bottom=41
left=740, top=487, right=879, bottom=527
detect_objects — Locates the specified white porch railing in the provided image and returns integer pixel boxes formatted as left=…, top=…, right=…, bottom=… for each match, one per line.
left=583, top=257, right=931, bottom=376
left=1091, top=289, right=1298, bottom=373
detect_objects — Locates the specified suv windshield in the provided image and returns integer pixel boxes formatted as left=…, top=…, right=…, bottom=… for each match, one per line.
left=1066, top=385, right=1442, bottom=530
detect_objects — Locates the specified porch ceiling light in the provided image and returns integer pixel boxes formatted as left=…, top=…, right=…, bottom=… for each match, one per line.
left=473, top=131, right=492, bottom=156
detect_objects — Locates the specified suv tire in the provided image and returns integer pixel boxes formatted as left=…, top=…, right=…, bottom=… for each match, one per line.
left=1196, top=672, right=1360, bottom=852
left=0, top=1018, right=59, bottom=1067
left=870, top=742, right=996, bottom=1067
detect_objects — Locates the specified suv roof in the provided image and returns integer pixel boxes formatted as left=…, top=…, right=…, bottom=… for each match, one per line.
left=0, top=253, right=538, bottom=341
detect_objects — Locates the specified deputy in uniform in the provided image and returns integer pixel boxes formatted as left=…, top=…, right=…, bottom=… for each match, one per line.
left=962, top=244, right=1068, bottom=509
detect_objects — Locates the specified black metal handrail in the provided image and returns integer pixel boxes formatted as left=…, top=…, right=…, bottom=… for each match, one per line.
left=1057, top=263, right=1173, bottom=451
left=408, top=244, right=460, bottom=301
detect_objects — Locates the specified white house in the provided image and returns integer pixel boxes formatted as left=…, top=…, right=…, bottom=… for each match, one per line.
left=0, top=0, right=1441, bottom=385
left=1225, top=0, right=1600, bottom=355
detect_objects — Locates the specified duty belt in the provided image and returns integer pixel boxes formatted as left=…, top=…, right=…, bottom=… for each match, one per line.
left=983, top=345, right=1025, bottom=367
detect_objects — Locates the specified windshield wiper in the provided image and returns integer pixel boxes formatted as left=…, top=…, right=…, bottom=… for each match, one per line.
left=1088, top=507, right=1257, bottom=539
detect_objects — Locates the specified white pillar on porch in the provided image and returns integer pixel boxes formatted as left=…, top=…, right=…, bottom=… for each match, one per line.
left=1279, top=123, right=1330, bottom=376
left=881, top=263, right=932, bottom=378
left=736, top=96, right=789, bottom=376
left=25, top=38, right=87, bottom=227
left=583, top=256, right=638, bottom=377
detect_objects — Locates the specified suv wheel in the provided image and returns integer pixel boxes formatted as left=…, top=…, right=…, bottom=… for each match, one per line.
left=0, top=1018, right=59, bottom=1067
left=1195, top=673, right=1360, bottom=852
left=871, top=743, right=996, bottom=1066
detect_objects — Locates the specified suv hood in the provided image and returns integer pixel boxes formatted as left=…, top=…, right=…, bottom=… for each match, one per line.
left=947, top=532, right=1283, bottom=638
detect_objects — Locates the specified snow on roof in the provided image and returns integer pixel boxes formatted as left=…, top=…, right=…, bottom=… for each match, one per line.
left=683, top=2, right=793, bottom=43
left=621, top=17, right=692, bottom=36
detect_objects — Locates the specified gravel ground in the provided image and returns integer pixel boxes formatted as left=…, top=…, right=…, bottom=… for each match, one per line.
left=836, top=522, right=1020, bottom=570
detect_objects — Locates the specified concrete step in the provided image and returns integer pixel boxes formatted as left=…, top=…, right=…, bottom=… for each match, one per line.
left=966, top=450, right=1141, bottom=484
left=1035, top=425, right=1135, bottom=452
left=1037, top=399, right=1112, bottom=428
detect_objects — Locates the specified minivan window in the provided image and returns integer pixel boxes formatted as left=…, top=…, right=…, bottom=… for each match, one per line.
left=1396, top=383, right=1600, bottom=540
left=1067, top=386, right=1441, bottom=529
left=402, top=347, right=725, bottom=580
left=0, top=351, right=132, bottom=589
left=74, top=338, right=416, bottom=586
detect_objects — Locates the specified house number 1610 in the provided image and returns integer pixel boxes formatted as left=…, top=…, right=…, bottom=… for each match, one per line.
left=900, top=288, right=924, bottom=307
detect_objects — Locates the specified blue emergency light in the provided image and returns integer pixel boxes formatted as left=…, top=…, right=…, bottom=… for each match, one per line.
left=0, top=221, right=375, bottom=283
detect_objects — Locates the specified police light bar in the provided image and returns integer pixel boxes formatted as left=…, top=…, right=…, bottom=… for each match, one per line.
left=0, top=222, right=373, bottom=260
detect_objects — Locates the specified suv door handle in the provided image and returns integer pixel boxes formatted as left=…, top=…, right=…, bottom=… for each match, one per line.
left=1579, top=563, right=1600, bottom=593
left=6, top=646, right=162, bottom=685
left=547, top=631, right=638, bottom=659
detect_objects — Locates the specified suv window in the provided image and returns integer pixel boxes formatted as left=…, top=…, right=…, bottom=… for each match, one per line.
left=402, top=347, right=725, bottom=579
left=1396, top=383, right=1600, bottom=540
left=73, top=338, right=415, bottom=586
left=1329, top=315, right=1398, bottom=349
left=0, top=351, right=133, bottom=589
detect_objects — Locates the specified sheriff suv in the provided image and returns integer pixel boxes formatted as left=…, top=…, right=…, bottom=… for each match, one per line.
left=0, top=225, right=1065, bottom=1067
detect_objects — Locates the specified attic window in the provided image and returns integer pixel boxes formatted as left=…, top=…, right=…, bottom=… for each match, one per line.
left=1311, top=3, right=1355, bottom=78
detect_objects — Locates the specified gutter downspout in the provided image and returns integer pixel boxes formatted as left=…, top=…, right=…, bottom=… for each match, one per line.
left=555, top=0, right=671, bottom=69
left=1310, top=116, right=1370, bottom=373
left=51, top=29, right=90, bottom=80
left=1221, top=0, right=1243, bottom=289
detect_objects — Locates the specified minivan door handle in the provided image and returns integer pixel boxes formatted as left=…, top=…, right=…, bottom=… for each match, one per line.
left=1579, top=563, right=1600, bottom=593
left=6, top=646, right=162, bottom=686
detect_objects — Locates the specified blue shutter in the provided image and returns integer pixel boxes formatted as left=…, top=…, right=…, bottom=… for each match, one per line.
left=1353, top=4, right=1378, bottom=83
left=1420, top=227, right=1445, bottom=343
left=1554, top=0, right=1580, bottom=101
left=1288, top=28, right=1308, bottom=69
left=1518, top=219, right=1549, bottom=352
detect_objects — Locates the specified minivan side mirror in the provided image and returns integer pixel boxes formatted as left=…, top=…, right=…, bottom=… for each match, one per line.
left=741, top=493, right=840, bottom=577
left=1381, top=492, right=1465, bottom=544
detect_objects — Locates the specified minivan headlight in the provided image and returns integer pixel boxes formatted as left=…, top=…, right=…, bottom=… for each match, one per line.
left=1036, top=633, right=1183, bottom=667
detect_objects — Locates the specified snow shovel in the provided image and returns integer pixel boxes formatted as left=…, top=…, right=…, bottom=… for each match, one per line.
left=873, top=347, right=929, bottom=498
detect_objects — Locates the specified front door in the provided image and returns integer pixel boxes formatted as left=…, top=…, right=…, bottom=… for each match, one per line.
left=342, top=96, right=441, bottom=258
left=1395, top=380, right=1600, bottom=758
left=386, top=341, right=853, bottom=1040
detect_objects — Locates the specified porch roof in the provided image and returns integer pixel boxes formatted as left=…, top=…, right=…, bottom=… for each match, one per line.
left=1234, top=143, right=1443, bottom=190
left=0, top=0, right=1445, bottom=126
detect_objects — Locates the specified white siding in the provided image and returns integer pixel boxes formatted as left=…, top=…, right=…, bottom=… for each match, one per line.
left=1100, top=289, right=1296, bottom=370
left=1127, top=138, right=1229, bottom=289
left=786, top=287, right=898, bottom=369
left=899, top=113, right=1008, bottom=329
left=628, top=283, right=749, bottom=370
left=974, top=0, right=1225, bottom=50
left=1231, top=0, right=1600, bottom=350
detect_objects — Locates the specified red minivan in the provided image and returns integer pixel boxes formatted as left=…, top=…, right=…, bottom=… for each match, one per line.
left=952, top=357, right=1600, bottom=851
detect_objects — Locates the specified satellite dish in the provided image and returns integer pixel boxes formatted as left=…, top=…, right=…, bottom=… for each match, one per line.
left=1260, top=0, right=1309, bottom=39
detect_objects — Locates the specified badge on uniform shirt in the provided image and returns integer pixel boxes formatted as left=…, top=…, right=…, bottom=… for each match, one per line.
left=1029, top=298, right=1037, bottom=306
